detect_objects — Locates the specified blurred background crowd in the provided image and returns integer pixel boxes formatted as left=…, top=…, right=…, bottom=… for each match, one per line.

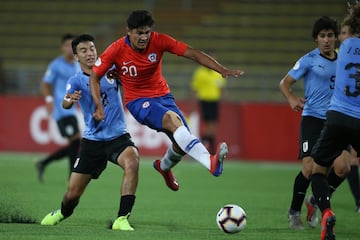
left=0, top=0, right=345, bottom=102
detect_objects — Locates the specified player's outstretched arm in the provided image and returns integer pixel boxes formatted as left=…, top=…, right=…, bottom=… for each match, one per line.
left=182, top=47, right=244, bottom=78
left=89, top=71, right=105, bottom=121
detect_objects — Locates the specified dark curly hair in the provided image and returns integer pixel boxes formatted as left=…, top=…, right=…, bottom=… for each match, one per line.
left=312, top=16, right=339, bottom=40
left=342, top=2, right=360, bottom=35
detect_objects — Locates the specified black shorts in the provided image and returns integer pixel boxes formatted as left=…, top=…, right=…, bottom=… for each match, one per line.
left=200, top=100, right=219, bottom=122
left=73, top=133, right=136, bottom=179
left=298, top=116, right=325, bottom=159
left=57, top=115, right=80, bottom=138
left=312, top=110, right=360, bottom=167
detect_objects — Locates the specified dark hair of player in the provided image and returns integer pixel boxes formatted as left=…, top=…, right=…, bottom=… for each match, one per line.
left=71, top=34, right=95, bottom=54
left=312, top=16, right=339, bottom=39
left=127, top=10, right=155, bottom=29
left=61, top=33, right=77, bottom=44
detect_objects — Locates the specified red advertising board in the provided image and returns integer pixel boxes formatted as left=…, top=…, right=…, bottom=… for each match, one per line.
left=0, top=96, right=300, bottom=161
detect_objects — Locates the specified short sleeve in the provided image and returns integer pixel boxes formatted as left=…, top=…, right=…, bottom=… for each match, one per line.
left=288, top=55, right=310, bottom=81
left=93, top=41, right=119, bottom=77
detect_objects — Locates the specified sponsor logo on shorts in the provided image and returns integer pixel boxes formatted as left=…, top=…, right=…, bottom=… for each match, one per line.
left=74, top=157, right=80, bottom=168
left=302, top=141, right=308, bottom=153
left=142, top=101, right=150, bottom=108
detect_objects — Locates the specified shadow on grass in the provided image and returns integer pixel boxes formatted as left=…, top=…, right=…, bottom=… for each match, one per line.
left=0, top=201, right=36, bottom=224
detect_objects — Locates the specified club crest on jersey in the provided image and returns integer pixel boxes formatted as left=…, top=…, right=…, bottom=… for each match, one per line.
left=142, top=101, right=150, bottom=108
left=148, top=53, right=157, bottom=63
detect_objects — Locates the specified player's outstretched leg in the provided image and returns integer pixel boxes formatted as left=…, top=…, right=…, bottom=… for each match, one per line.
left=153, top=159, right=179, bottom=191
left=112, top=214, right=134, bottom=231
left=210, top=142, right=228, bottom=177
left=40, top=209, right=64, bottom=225
left=172, top=126, right=227, bottom=176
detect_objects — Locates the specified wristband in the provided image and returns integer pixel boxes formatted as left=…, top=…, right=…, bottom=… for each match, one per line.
left=45, top=95, right=54, bottom=103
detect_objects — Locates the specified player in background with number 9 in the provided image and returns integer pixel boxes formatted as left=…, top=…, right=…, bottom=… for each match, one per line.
left=279, top=16, right=351, bottom=231
left=311, top=3, right=360, bottom=239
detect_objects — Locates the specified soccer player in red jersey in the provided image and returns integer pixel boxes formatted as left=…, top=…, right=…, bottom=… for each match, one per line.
left=90, top=10, right=244, bottom=191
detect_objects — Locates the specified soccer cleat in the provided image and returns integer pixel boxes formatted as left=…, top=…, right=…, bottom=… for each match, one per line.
left=40, top=209, right=64, bottom=225
left=355, top=205, right=360, bottom=213
left=153, top=160, right=179, bottom=191
left=112, top=215, right=134, bottom=231
left=320, top=209, right=336, bottom=240
left=210, top=142, right=228, bottom=177
left=305, top=195, right=319, bottom=228
left=288, top=209, right=304, bottom=230
left=35, top=161, right=45, bottom=183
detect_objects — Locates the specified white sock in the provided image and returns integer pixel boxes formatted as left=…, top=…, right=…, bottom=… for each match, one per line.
left=173, top=126, right=211, bottom=169
left=160, top=146, right=182, bottom=170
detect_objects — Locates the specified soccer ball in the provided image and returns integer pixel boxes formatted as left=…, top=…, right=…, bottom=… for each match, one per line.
left=216, top=204, right=247, bottom=234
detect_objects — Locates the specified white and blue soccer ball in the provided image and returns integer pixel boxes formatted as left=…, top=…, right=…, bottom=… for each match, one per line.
left=216, top=204, right=247, bottom=234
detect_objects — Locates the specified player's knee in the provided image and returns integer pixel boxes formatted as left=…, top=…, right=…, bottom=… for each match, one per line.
left=301, top=157, right=313, bottom=178
left=162, top=111, right=183, bottom=132
left=122, top=161, right=138, bottom=181
left=121, top=149, right=139, bottom=174
left=302, top=169, right=312, bottom=179
left=334, top=164, right=350, bottom=178
left=333, top=154, right=351, bottom=177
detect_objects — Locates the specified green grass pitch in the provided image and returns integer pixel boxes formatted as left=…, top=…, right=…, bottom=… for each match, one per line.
left=0, top=152, right=359, bottom=240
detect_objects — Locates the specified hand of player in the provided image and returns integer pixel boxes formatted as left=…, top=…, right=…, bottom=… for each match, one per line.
left=221, top=69, right=245, bottom=78
left=288, top=95, right=306, bottom=112
left=70, top=90, right=82, bottom=103
left=64, top=90, right=82, bottom=103
left=93, top=105, right=105, bottom=121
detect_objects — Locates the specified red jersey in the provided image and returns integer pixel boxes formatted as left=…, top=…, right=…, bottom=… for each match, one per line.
left=93, top=32, right=188, bottom=104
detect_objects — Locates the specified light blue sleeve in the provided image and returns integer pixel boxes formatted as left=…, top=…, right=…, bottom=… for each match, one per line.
left=42, top=61, right=57, bottom=84
left=288, top=54, right=311, bottom=81
left=65, top=76, right=78, bottom=95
